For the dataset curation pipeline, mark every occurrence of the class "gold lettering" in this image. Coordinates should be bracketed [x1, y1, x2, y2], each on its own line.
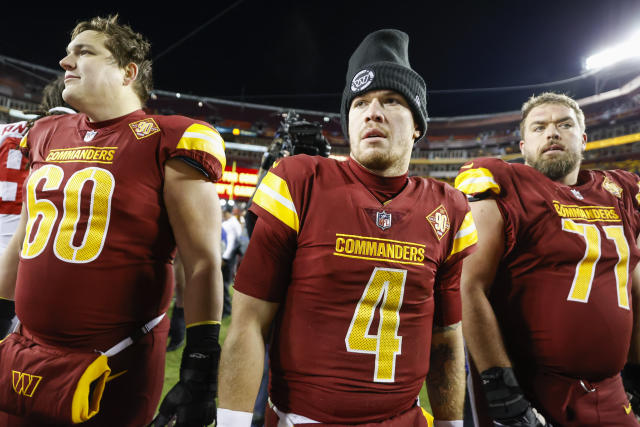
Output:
[395, 245, 403, 259]
[403, 246, 410, 261]
[335, 238, 345, 253]
[345, 238, 355, 254]
[377, 243, 386, 257]
[366, 241, 377, 257]
[355, 239, 367, 255]
[417, 248, 425, 262]
[410, 246, 418, 261]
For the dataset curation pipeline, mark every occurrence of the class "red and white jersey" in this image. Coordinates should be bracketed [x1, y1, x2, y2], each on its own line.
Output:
[0, 121, 30, 255]
[15, 110, 225, 349]
[235, 155, 477, 424]
[455, 158, 640, 387]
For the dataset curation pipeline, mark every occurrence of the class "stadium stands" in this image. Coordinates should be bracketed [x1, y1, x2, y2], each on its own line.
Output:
[2, 54, 639, 186]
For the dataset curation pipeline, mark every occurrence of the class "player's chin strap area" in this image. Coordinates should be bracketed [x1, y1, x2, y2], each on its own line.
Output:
[103, 313, 166, 357]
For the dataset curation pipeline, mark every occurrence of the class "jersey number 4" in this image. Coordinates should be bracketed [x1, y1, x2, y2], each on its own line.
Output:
[345, 267, 407, 383]
[22, 165, 114, 263]
[562, 218, 631, 309]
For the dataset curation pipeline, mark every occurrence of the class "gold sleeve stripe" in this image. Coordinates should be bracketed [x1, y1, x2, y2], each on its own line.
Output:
[177, 124, 226, 169]
[253, 171, 299, 233]
[19, 134, 28, 149]
[454, 168, 500, 196]
[186, 320, 221, 328]
[447, 211, 478, 261]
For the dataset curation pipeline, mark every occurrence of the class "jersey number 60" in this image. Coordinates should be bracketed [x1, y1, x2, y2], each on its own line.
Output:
[22, 165, 114, 264]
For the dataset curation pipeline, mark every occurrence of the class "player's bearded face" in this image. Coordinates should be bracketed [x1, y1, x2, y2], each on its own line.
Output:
[59, 31, 128, 113]
[520, 103, 586, 181]
[348, 90, 419, 176]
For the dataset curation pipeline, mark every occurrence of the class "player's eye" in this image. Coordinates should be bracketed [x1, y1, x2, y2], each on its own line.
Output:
[533, 125, 545, 132]
[383, 97, 399, 105]
[353, 99, 367, 108]
[559, 122, 572, 129]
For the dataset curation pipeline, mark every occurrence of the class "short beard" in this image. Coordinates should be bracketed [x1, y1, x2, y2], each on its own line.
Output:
[354, 151, 393, 172]
[524, 149, 583, 181]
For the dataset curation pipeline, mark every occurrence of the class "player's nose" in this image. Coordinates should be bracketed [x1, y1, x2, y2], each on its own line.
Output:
[364, 98, 384, 123]
[59, 53, 75, 71]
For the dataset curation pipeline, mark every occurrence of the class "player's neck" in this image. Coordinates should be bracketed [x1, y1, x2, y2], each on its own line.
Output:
[555, 165, 582, 186]
[349, 155, 409, 178]
[83, 95, 143, 123]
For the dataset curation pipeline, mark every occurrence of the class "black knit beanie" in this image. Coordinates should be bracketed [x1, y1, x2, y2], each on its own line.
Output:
[341, 29, 427, 144]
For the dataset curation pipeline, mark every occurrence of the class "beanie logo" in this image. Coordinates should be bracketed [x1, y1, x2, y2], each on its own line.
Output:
[415, 95, 421, 107]
[351, 69, 374, 93]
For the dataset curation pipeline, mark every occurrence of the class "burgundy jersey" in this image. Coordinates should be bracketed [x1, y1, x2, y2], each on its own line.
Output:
[14, 110, 225, 349]
[455, 158, 640, 384]
[236, 156, 477, 424]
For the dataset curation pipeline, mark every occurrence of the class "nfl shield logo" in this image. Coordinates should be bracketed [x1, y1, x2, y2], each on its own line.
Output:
[84, 130, 97, 142]
[376, 211, 392, 230]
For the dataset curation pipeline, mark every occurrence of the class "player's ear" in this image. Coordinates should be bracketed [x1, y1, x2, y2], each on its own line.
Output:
[123, 63, 139, 86]
[519, 140, 525, 154]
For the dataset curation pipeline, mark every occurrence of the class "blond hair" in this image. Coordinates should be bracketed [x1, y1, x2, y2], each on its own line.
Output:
[520, 92, 585, 136]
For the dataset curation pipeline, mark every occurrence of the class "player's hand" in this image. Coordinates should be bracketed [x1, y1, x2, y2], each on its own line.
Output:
[622, 363, 640, 418]
[150, 323, 221, 427]
[0, 299, 15, 339]
[480, 367, 548, 427]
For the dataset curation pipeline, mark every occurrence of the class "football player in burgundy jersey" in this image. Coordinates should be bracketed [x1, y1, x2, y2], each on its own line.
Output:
[456, 92, 640, 426]
[217, 30, 477, 427]
[0, 77, 73, 345]
[0, 16, 224, 426]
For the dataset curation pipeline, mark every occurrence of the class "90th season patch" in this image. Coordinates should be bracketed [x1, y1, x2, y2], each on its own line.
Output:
[602, 176, 623, 199]
[427, 205, 450, 240]
[129, 118, 161, 140]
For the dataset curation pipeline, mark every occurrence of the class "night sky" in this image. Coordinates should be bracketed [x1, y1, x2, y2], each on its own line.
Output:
[2, 0, 640, 117]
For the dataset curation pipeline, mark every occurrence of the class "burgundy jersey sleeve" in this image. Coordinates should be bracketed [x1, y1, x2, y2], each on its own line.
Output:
[604, 169, 640, 238]
[155, 116, 225, 182]
[433, 185, 477, 326]
[239, 156, 311, 301]
[455, 157, 521, 255]
[234, 216, 296, 302]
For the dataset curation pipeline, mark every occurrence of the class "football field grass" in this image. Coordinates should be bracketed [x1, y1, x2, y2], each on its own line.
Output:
[160, 302, 432, 424]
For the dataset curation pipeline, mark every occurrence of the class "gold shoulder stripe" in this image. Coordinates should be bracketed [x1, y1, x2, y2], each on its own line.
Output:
[19, 134, 28, 149]
[253, 171, 299, 232]
[447, 211, 478, 261]
[454, 167, 500, 196]
[177, 123, 226, 170]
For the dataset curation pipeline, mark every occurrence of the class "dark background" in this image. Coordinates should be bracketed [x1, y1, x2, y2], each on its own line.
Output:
[2, 0, 640, 116]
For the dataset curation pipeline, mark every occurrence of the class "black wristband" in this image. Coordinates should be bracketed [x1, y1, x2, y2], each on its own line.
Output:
[480, 366, 530, 420]
[0, 299, 15, 320]
[185, 323, 220, 352]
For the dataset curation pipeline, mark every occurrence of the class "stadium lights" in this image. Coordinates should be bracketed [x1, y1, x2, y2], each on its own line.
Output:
[585, 29, 640, 71]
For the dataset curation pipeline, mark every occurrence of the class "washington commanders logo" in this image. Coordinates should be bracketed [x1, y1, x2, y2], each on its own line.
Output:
[427, 205, 450, 240]
[603, 176, 623, 199]
[376, 211, 392, 230]
[129, 118, 161, 140]
[12, 370, 42, 397]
